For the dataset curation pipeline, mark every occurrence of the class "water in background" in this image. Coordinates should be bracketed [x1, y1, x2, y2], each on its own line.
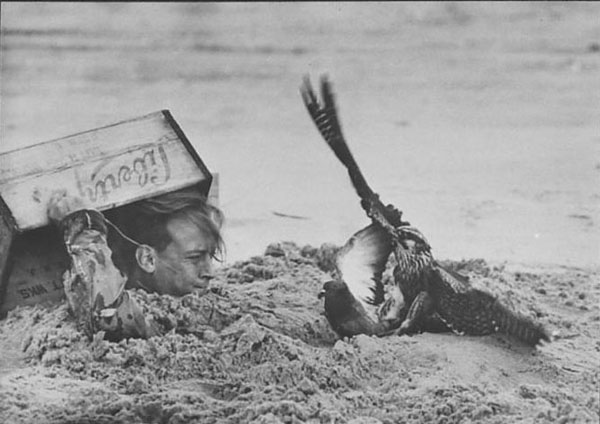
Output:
[1, 2, 599, 267]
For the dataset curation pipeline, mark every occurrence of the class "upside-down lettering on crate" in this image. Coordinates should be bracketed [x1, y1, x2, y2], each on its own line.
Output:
[0, 110, 217, 316]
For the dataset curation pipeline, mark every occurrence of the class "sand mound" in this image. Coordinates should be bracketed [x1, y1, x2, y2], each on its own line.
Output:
[0, 242, 598, 423]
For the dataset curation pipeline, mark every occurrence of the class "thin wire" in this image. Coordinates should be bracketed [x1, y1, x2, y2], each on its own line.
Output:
[101, 216, 156, 293]
[103, 216, 145, 248]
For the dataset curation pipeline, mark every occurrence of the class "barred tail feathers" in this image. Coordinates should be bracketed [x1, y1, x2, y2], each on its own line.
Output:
[491, 300, 551, 346]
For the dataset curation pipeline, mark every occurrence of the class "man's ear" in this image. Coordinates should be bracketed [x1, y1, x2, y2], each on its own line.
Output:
[135, 245, 157, 273]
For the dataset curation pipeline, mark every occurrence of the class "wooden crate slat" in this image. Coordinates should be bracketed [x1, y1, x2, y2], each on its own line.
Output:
[0, 111, 167, 184]
[0, 111, 211, 231]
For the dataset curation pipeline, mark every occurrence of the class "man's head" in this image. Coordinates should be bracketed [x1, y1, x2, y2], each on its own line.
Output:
[109, 186, 224, 296]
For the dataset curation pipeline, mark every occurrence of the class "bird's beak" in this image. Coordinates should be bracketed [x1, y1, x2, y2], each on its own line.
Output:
[318, 279, 334, 299]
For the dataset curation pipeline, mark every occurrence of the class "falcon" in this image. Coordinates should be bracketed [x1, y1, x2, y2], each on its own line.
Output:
[304, 76, 550, 346]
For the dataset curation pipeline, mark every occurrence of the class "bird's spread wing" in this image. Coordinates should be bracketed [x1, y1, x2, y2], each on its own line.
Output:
[433, 263, 471, 294]
[336, 224, 393, 317]
[431, 264, 550, 345]
[301, 76, 410, 231]
[300, 76, 375, 202]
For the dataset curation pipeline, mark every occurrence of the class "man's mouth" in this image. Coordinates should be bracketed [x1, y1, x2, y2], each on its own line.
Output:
[193, 275, 214, 291]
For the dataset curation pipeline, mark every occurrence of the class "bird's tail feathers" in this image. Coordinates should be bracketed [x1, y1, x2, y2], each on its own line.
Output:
[492, 300, 551, 346]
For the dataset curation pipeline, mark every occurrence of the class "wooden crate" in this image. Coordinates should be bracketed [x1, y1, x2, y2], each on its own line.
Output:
[0, 110, 216, 315]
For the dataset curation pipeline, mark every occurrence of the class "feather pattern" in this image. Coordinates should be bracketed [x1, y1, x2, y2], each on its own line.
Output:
[303, 75, 550, 346]
[301, 76, 408, 230]
[335, 224, 392, 321]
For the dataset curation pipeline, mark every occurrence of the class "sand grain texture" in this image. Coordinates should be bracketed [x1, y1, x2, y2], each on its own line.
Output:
[1, 243, 598, 424]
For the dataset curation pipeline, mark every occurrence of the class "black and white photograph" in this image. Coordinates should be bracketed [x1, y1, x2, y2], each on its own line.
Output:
[0, 2, 598, 423]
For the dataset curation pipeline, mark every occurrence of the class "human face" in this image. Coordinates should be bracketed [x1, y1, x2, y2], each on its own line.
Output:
[152, 214, 216, 296]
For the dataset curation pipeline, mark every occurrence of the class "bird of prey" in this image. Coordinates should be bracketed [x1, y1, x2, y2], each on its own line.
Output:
[303, 76, 550, 346]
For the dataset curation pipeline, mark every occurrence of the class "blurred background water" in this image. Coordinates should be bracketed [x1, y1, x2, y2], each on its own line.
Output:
[1, 2, 599, 267]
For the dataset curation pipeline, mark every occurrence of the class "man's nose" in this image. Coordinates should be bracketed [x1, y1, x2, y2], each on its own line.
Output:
[200, 259, 214, 277]
[198, 256, 213, 274]
[193, 272, 214, 292]
[199, 273, 214, 281]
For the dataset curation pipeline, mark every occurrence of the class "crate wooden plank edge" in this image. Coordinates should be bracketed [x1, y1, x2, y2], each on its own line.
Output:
[0, 110, 213, 232]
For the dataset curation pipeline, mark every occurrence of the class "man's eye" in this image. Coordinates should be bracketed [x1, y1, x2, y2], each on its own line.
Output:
[186, 253, 207, 262]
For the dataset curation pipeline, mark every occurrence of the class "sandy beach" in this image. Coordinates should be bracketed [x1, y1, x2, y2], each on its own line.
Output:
[1, 2, 599, 423]
[0, 245, 598, 423]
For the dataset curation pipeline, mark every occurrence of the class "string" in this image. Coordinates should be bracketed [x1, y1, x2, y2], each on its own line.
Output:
[101, 215, 155, 293]
[102, 216, 145, 248]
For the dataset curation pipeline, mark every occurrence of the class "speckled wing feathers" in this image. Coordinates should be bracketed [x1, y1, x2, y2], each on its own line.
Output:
[433, 263, 471, 294]
[431, 264, 550, 345]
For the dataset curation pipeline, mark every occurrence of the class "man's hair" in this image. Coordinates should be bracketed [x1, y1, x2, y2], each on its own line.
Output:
[107, 186, 224, 275]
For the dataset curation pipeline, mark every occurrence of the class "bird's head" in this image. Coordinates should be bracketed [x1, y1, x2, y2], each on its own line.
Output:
[318, 277, 393, 338]
[396, 226, 431, 253]
[318, 279, 345, 300]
